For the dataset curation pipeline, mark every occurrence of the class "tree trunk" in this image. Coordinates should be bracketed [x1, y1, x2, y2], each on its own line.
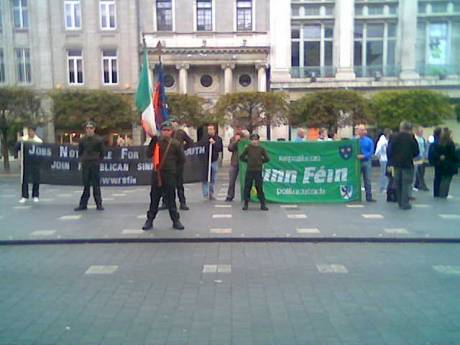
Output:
[1, 128, 10, 171]
[266, 124, 271, 141]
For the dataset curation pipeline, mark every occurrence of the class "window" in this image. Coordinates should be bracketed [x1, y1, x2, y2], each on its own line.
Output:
[164, 74, 175, 88]
[102, 49, 118, 85]
[200, 74, 213, 87]
[239, 74, 251, 87]
[13, 0, 28, 29]
[67, 49, 83, 85]
[0, 5, 3, 32]
[0, 49, 5, 83]
[354, 22, 398, 76]
[427, 22, 449, 65]
[237, 0, 252, 31]
[16, 48, 31, 83]
[64, 0, 81, 30]
[100, 0, 116, 30]
[196, 0, 212, 31]
[431, 2, 448, 13]
[156, 0, 172, 31]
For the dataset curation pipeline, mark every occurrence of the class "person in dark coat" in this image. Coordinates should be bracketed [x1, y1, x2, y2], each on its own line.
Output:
[387, 121, 419, 210]
[158, 117, 194, 211]
[225, 127, 247, 202]
[433, 128, 458, 198]
[201, 124, 223, 200]
[74, 121, 105, 211]
[240, 133, 270, 211]
[142, 121, 185, 231]
[428, 127, 443, 197]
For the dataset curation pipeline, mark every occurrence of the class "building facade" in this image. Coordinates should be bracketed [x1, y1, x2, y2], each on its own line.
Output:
[0, 0, 459, 142]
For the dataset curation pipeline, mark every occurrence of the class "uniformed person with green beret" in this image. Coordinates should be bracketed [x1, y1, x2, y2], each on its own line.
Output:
[74, 121, 105, 211]
[142, 120, 185, 230]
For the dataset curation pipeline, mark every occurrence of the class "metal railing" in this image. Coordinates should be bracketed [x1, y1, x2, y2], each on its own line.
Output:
[416, 64, 460, 78]
[290, 66, 337, 78]
[353, 65, 401, 78]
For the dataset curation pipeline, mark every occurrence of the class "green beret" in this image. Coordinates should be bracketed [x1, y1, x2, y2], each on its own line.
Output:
[160, 120, 173, 129]
[85, 121, 96, 128]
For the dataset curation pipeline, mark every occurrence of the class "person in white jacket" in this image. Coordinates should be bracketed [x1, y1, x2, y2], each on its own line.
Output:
[374, 129, 392, 193]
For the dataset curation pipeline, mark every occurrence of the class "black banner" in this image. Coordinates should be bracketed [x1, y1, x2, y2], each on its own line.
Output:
[22, 142, 207, 186]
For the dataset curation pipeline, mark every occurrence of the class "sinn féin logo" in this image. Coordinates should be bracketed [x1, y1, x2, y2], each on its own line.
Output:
[339, 145, 353, 160]
[340, 185, 353, 200]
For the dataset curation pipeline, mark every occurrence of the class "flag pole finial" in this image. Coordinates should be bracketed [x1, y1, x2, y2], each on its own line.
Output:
[156, 41, 163, 63]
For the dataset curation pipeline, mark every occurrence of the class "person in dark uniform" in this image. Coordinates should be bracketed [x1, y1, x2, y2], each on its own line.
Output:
[159, 117, 194, 211]
[74, 121, 105, 211]
[240, 133, 270, 211]
[142, 121, 185, 231]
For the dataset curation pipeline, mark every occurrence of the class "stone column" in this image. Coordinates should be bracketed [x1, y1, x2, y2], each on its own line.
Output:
[176, 64, 190, 94]
[399, 0, 419, 79]
[221, 63, 235, 94]
[269, 0, 291, 82]
[335, 0, 356, 80]
[256, 64, 268, 92]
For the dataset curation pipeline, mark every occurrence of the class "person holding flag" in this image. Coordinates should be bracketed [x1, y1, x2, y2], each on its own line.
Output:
[201, 124, 223, 200]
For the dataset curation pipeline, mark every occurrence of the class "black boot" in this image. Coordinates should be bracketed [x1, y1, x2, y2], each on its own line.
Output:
[173, 219, 185, 230]
[74, 206, 87, 211]
[179, 203, 189, 211]
[96, 204, 104, 211]
[142, 218, 153, 231]
[242, 201, 248, 211]
[260, 203, 269, 211]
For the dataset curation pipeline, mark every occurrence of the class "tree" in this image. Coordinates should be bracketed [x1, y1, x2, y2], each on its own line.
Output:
[371, 90, 454, 129]
[51, 90, 136, 132]
[166, 93, 211, 127]
[0, 87, 43, 171]
[214, 92, 289, 137]
[289, 90, 371, 131]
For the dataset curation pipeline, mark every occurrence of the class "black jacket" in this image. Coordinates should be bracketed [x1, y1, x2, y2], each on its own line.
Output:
[201, 135, 223, 163]
[146, 136, 185, 175]
[78, 135, 104, 162]
[173, 129, 193, 149]
[387, 132, 419, 169]
[433, 142, 458, 176]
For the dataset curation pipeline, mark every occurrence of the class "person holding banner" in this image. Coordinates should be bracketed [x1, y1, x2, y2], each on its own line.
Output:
[201, 124, 223, 200]
[142, 121, 185, 231]
[16, 127, 43, 203]
[74, 121, 105, 211]
[240, 133, 270, 211]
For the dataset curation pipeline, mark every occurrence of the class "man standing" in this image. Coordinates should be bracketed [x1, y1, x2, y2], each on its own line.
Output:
[356, 124, 376, 202]
[74, 121, 105, 211]
[317, 128, 332, 141]
[294, 128, 305, 142]
[142, 121, 185, 231]
[240, 133, 270, 211]
[374, 129, 392, 193]
[225, 127, 245, 202]
[387, 121, 419, 210]
[17, 127, 43, 203]
[159, 117, 194, 210]
[414, 126, 429, 191]
[428, 127, 442, 197]
[201, 124, 223, 200]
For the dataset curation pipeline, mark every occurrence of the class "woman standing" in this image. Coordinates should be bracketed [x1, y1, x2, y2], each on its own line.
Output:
[375, 129, 392, 193]
[434, 128, 458, 198]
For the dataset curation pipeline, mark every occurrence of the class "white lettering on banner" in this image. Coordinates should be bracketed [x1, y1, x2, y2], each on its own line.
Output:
[278, 155, 321, 163]
[29, 145, 52, 157]
[263, 169, 297, 183]
[121, 148, 139, 160]
[137, 162, 153, 171]
[100, 163, 129, 172]
[302, 167, 348, 184]
[59, 146, 78, 158]
[104, 151, 113, 160]
[100, 176, 137, 185]
[50, 161, 70, 170]
[184, 146, 205, 156]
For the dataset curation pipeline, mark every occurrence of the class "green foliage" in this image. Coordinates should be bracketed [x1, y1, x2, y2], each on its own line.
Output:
[166, 93, 213, 127]
[289, 90, 371, 130]
[0, 87, 44, 170]
[51, 90, 136, 131]
[371, 90, 454, 129]
[214, 92, 288, 133]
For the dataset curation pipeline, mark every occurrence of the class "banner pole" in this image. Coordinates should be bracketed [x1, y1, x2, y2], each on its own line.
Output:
[20, 141, 24, 194]
[208, 141, 213, 200]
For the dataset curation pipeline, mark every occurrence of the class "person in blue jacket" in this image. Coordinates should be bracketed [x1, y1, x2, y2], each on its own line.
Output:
[356, 124, 376, 202]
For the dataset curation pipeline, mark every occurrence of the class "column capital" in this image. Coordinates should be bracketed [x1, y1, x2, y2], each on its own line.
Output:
[175, 63, 190, 70]
[221, 63, 236, 70]
[255, 63, 269, 71]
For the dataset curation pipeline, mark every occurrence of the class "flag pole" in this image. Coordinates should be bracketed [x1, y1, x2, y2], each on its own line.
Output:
[208, 141, 213, 200]
[20, 140, 24, 194]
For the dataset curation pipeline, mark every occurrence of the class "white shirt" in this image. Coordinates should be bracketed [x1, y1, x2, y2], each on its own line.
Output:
[374, 134, 388, 162]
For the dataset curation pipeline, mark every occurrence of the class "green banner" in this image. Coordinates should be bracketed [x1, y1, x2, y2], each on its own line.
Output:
[239, 140, 362, 203]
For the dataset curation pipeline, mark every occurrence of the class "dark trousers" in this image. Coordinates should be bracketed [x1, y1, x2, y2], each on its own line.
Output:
[439, 175, 453, 198]
[433, 167, 442, 197]
[176, 166, 186, 205]
[22, 163, 40, 198]
[79, 161, 102, 207]
[243, 170, 266, 204]
[148, 171, 180, 222]
[394, 167, 414, 209]
[414, 164, 428, 190]
[226, 165, 239, 200]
